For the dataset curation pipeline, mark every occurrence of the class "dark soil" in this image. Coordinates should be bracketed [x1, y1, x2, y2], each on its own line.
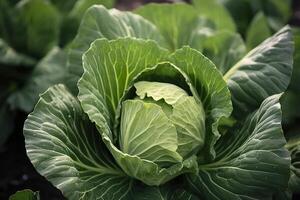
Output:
[1, 0, 300, 199]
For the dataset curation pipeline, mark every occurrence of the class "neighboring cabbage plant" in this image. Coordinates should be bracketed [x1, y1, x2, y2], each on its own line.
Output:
[24, 3, 295, 200]
[0, 0, 115, 146]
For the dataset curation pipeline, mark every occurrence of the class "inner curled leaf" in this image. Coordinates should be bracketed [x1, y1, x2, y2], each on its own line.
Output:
[119, 81, 205, 167]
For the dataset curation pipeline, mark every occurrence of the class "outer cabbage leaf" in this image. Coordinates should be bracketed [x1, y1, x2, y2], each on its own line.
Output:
[57, 0, 116, 46]
[13, 0, 60, 58]
[246, 12, 272, 50]
[203, 31, 246, 74]
[224, 26, 293, 117]
[0, 38, 36, 67]
[78, 38, 168, 134]
[69, 0, 115, 18]
[8, 47, 67, 112]
[0, 38, 35, 145]
[286, 136, 300, 193]
[281, 27, 300, 124]
[24, 84, 134, 199]
[169, 47, 232, 160]
[186, 94, 290, 200]
[134, 3, 200, 51]
[192, 0, 236, 32]
[218, 0, 291, 35]
[9, 189, 39, 200]
[67, 5, 165, 92]
[133, 185, 200, 200]
[0, 0, 13, 42]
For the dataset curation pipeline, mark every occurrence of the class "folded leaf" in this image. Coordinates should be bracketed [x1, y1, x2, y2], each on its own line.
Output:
[186, 94, 290, 199]
[24, 84, 133, 199]
[68, 5, 165, 92]
[8, 47, 67, 112]
[224, 26, 293, 117]
[203, 31, 246, 74]
[169, 47, 232, 160]
[246, 12, 272, 50]
[286, 136, 300, 193]
[9, 189, 39, 200]
[192, 0, 236, 32]
[135, 3, 199, 51]
[78, 38, 168, 134]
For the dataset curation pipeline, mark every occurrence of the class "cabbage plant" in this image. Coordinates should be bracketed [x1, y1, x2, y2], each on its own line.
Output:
[0, 0, 115, 146]
[24, 3, 295, 200]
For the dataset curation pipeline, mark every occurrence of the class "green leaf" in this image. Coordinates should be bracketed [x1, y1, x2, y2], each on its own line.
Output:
[69, 0, 115, 19]
[0, 0, 13, 42]
[0, 38, 36, 67]
[134, 81, 189, 105]
[281, 91, 300, 124]
[58, 0, 116, 46]
[13, 0, 60, 58]
[192, 0, 236, 32]
[78, 38, 168, 134]
[169, 47, 232, 160]
[134, 81, 206, 158]
[263, 0, 291, 31]
[224, 26, 293, 117]
[246, 12, 272, 50]
[203, 31, 246, 74]
[286, 136, 300, 193]
[133, 185, 200, 200]
[170, 96, 206, 158]
[24, 84, 133, 199]
[9, 189, 39, 200]
[120, 100, 182, 166]
[281, 27, 300, 124]
[186, 94, 290, 200]
[67, 5, 165, 92]
[135, 3, 199, 51]
[50, 0, 77, 13]
[8, 47, 67, 112]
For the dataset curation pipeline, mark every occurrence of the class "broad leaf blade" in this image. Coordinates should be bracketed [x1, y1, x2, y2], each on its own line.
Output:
[0, 38, 35, 67]
[67, 5, 165, 92]
[281, 27, 300, 124]
[192, 0, 236, 32]
[13, 0, 60, 58]
[8, 47, 67, 112]
[135, 3, 199, 51]
[286, 136, 300, 193]
[133, 185, 200, 200]
[78, 38, 168, 133]
[203, 31, 246, 74]
[186, 94, 290, 199]
[224, 26, 293, 117]
[9, 189, 39, 200]
[24, 84, 133, 199]
[246, 12, 272, 50]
